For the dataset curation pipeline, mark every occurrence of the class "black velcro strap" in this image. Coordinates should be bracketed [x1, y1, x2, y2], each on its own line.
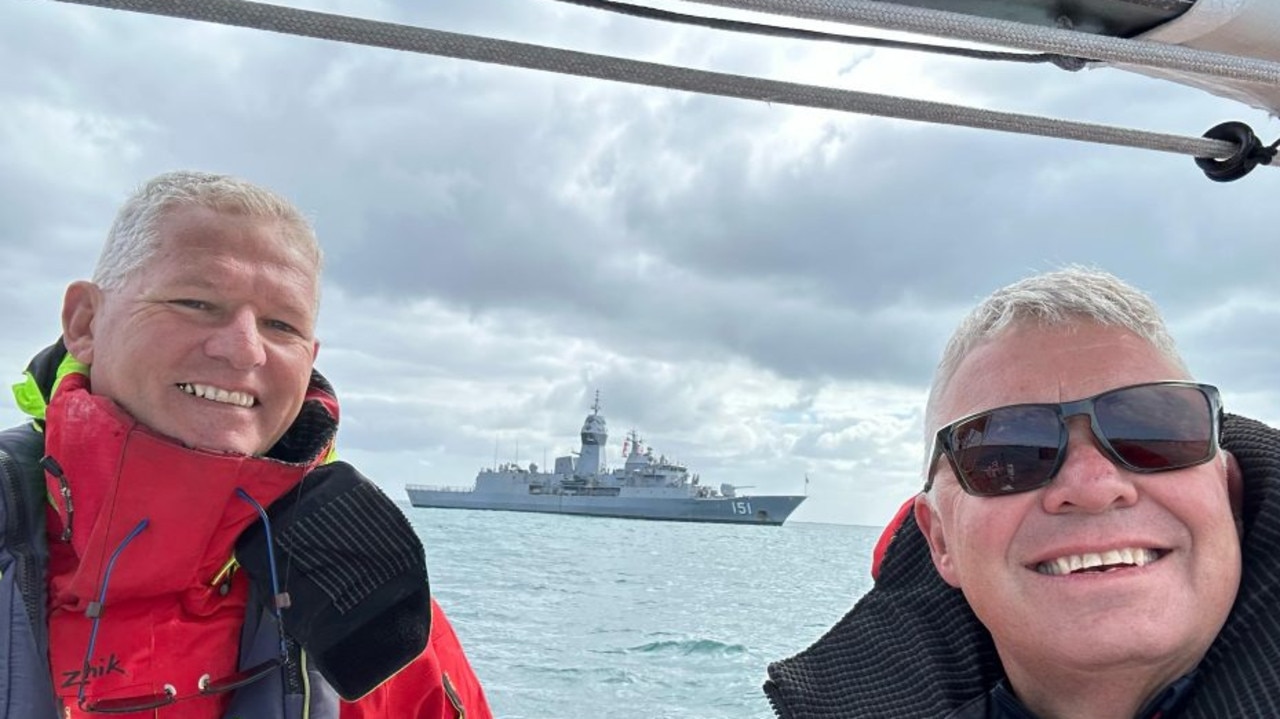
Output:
[279, 480, 423, 614]
[235, 461, 431, 700]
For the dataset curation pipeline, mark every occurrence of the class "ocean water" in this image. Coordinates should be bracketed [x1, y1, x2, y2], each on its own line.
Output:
[405, 505, 880, 719]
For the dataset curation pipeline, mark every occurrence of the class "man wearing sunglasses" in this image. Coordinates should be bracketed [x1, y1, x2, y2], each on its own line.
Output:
[0, 172, 491, 718]
[766, 267, 1280, 718]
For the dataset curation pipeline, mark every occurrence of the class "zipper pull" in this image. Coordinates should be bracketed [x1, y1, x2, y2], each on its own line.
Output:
[40, 455, 74, 542]
[211, 556, 239, 596]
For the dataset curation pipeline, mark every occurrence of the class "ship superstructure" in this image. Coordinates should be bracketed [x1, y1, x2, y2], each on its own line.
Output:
[406, 395, 806, 525]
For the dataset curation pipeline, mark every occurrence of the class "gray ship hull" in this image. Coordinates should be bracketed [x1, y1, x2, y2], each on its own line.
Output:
[405, 487, 805, 526]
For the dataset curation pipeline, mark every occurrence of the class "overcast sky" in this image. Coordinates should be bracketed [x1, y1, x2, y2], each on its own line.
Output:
[3, 0, 1278, 525]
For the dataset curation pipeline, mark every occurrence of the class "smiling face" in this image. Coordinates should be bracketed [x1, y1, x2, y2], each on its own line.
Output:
[915, 321, 1241, 704]
[62, 204, 320, 456]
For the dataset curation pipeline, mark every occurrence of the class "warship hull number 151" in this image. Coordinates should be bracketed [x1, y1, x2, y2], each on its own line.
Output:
[406, 396, 806, 525]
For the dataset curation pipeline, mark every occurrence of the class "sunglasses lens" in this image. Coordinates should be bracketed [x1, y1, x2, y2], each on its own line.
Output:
[949, 405, 1062, 496]
[1095, 385, 1214, 470]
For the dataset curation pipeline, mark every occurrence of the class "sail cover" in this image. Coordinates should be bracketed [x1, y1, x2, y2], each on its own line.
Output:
[1131, 0, 1280, 116]
[887, 0, 1280, 115]
[882, 0, 1192, 36]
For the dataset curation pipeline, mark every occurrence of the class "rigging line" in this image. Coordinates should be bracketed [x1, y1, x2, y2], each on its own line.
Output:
[682, 0, 1280, 85]
[52, 0, 1249, 163]
[550, 0, 1086, 70]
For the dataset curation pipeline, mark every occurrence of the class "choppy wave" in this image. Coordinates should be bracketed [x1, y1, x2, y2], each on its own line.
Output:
[624, 639, 749, 656]
[407, 507, 878, 719]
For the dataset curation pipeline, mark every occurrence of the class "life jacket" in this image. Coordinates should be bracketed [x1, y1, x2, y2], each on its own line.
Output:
[2, 341, 488, 719]
[764, 414, 1280, 719]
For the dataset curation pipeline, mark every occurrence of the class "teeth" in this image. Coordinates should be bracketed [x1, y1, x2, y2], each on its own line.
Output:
[1036, 548, 1159, 576]
[179, 383, 255, 408]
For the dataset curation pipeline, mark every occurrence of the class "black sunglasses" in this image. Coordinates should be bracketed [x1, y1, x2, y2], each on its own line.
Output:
[76, 490, 289, 714]
[924, 381, 1223, 497]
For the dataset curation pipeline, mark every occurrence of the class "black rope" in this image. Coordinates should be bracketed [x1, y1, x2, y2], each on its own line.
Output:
[552, 0, 1089, 70]
[1194, 121, 1279, 182]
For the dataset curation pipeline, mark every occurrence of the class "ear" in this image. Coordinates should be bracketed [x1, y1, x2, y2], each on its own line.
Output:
[62, 281, 103, 365]
[311, 338, 321, 362]
[914, 493, 962, 588]
[1223, 450, 1244, 532]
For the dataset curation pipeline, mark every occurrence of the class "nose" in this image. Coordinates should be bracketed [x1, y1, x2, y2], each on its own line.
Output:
[1039, 416, 1139, 514]
[204, 307, 267, 370]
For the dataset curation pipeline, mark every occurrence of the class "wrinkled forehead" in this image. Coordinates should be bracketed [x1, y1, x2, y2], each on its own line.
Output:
[164, 201, 319, 263]
[131, 205, 323, 313]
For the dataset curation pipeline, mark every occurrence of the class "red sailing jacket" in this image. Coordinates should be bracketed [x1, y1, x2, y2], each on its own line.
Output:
[37, 368, 491, 719]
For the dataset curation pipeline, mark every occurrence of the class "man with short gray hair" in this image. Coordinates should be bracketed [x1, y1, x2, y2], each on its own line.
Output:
[0, 171, 491, 718]
[765, 267, 1280, 718]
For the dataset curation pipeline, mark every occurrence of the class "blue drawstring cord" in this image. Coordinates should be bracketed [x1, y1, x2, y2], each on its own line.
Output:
[75, 494, 290, 713]
[77, 518, 151, 707]
[235, 489, 289, 661]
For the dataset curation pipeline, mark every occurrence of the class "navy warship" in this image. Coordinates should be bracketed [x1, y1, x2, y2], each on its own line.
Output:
[406, 396, 806, 525]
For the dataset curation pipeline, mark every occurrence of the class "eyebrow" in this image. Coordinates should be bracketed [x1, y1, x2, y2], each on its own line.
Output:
[160, 276, 315, 324]
[166, 276, 221, 291]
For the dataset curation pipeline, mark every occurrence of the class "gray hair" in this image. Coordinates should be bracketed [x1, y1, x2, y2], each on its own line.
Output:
[924, 266, 1188, 452]
[94, 171, 322, 295]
